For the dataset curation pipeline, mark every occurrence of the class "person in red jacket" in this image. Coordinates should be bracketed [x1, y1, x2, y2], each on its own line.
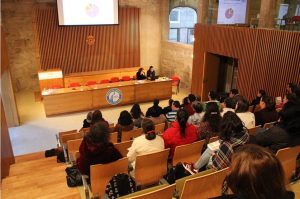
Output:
[162, 109, 197, 160]
[76, 123, 122, 177]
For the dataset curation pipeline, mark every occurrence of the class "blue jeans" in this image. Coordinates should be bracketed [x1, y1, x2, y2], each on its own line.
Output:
[194, 147, 213, 170]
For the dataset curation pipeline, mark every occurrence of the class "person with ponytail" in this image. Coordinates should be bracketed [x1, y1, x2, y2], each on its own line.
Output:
[127, 119, 164, 170]
[163, 109, 197, 159]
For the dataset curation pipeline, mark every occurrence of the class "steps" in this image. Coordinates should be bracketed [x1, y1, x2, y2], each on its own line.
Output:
[2, 153, 80, 199]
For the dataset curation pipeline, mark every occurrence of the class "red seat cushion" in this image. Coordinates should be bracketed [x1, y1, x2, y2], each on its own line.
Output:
[111, 77, 120, 82]
[171, 76, 180, 81]
[122, 76, 131, 81]
[86, 80, 97, 86]
[100, 79, 110, 84]
[51, 84, 63, 89]
[68, 82, 81, 88]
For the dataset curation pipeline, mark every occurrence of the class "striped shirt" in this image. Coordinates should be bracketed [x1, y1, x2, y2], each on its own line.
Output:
[166, 110, 178, 122]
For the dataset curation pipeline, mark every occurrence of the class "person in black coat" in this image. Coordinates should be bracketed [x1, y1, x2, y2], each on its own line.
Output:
[146, 66, 155, 80]
[136, 68, 146, 80]
[146, 99, 163, 117]
[254, 96, 279, 126]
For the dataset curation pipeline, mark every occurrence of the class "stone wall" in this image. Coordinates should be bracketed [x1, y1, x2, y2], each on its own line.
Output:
[160, 41, 193, 91]
[1, 0, 162, 91]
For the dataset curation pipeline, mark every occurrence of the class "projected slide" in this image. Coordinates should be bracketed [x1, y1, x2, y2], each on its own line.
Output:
[57, 0, 118, 25]
[217, 0, 247, 24]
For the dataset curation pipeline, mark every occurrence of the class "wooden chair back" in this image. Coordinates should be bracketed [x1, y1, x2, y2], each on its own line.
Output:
[135, 149, 170, 186]
[67, 138, 83, 159]
[173, 140, 205, 166]
[124, 184, 175, 199]
[155, 123, 165, 134]
[90, 157, 129, 197]
[180, 168, 229, 199]
[60, 132, 83, 145]
[114, 140, 133, 157]
[58, 129, 77, 142]
[263, 121, 276, 129]
[110, 132, 118, 143]
[276, 145, 300, 184]
[80, 127, 90, 135]
[121, 128, 143, 142]
[208, 136, 219, 144]
[247, 125, 261, 136]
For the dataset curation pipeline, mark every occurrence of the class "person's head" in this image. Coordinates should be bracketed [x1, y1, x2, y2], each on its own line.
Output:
[235, 98, 250, 113]
[86, 112, 93, 123]
[141, 118, 156, 140]
[278, 99, 300, 135]
[192, 102, 203, 114]
[176, 109, 189, 137]
[203, 102, 221, 132]
[149, 66, 154, 72]
[172, 100, 180, 110]
[118, 110, 133, 126]
[153, 99, 159, 107]
[91, 110, 104, 125]
[168, 99, 174, 106]
[188, 94, 196, 103]
[229, 89, 239, 98]
[138, 68, 144, 73]
[208, 91, 217, 101]
[85, 122, 110, 145]
[183, 97, 190, 106]
[220, 111, 245, 141]
[227, 144, 287, 199]
[260, 96, 276, 111]
[130, 104, 142, 119]
[287, 83, 297, 94]
[257, 89, 267, 98]
[224, 97, 236, 109]
[283, 93, 297, 104]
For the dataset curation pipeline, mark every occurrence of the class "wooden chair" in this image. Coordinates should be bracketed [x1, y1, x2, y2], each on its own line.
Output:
[276, 145, 300, 184]
[67, 138, 83, 161]
[155, 123, 166, 134]
[80, 127, 90, 134]
[118, 184, 175, 199]
[58, 129, 77, 143]
[172, 140, 205, 166]
[122, 128, 143, 142]
[134, 149, 170, 186]
[171, 76, 180, 94]
[60, 132, 83, 145]
[247, 125, 261, 136]
[180, 168, 229, 199]
[110, 132, 118, 143]
[208, 136, 219, 144]
[263, 121, 276, 129]
[175, 169, 214, 197]
[114, 140, 133, 157]
[90, 157, 129, 197]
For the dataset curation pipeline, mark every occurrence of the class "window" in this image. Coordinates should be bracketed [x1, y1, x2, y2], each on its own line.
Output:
[169, 7, 197, 44]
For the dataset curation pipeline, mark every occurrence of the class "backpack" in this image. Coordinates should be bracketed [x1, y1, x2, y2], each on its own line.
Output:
[65, 165, 83, 187]
[105, 173, 136, 199]
[164, 162, 191, 184]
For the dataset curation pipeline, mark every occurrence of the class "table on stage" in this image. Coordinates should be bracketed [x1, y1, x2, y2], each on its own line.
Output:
[42, 78, 172, 116]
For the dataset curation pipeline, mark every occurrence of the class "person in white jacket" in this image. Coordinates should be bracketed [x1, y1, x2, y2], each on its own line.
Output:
[127, 118, 164, 170]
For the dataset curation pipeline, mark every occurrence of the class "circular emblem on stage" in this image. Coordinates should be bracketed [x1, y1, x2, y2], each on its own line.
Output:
[106, 88, 122, 105]
[86, 35, 95, 45]
[225, 8, 234, 19]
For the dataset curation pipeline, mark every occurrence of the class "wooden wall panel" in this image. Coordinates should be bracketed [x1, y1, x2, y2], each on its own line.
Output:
[192, 24, 300, 100]
[33, 5, 140, 74]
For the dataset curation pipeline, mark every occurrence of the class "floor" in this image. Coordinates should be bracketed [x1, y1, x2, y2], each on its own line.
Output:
[9, 89, 189, 156]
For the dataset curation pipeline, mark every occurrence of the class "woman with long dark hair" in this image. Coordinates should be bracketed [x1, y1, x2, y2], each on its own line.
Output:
[127, 119, 164, 170]
[254, 96, 279, 126]
[136, 68, 146, 80]
[114, 110, 134, 142]
[162, 109, 197, 159]
[130, 103, 144, 128]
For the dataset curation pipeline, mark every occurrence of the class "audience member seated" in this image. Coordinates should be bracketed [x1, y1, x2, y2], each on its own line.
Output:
[229, 88, 243, 102]
[76, 123, 122, 177]
[147, 105, 166, 125]
[127, 119, 164, 170]
[197, 102, 221, 145]
[91, 110, 109, 128]
[163, 109, 197, 160]
[130, 103, 144, 128]
[287, 82, 298, 94]
[221, 97, 236, 117]
[213, 144, 295, 199]
[250, 89, 267, 109]
[182, 97, 194, 116]
[188, 93, 197, 104]
[114, 110, 135, 141]
[187, 102, 204, 126]
[82, 112, 93, 128]
[162, 99, 173, 115]
[184, 112, 249, 172]
[202, 91, 221, 111]
[145, 99, 163, 117]
[253, 99, 300, 153]
[146, 66, 155, 80]
[136, 67, 146, 80]
[166, 100, 181, 122]
[235, 98, 255, 129]
[254, 96, 279, 126]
